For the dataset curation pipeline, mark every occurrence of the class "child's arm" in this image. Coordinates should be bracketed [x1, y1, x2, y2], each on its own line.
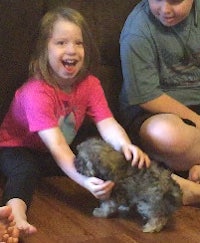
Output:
[140, 93, 200, 128]
[96, 117, 150, 168]
[38, 127, 114, 199]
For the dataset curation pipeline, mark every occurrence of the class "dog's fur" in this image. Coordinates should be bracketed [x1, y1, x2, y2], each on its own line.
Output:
[74, 138, 182, 233]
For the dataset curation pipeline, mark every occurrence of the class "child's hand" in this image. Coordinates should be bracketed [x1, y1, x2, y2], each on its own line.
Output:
[83, 177, 114, 200]
[122, 144, 151, 169]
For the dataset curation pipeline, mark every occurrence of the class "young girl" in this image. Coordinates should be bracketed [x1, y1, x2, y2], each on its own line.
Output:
[0, 7, 150, 236]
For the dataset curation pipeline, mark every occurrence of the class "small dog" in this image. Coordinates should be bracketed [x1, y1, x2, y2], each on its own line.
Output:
[74, 138, 182, 233]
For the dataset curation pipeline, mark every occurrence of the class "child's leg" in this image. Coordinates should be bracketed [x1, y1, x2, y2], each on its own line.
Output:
[139, 114, 200, 172]
[0, 205, 19, 242]
[0, 147, 40, 235]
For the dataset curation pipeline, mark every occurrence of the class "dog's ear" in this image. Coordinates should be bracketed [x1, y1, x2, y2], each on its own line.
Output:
[74, 156, 96, 177]
[74, 157, 83, 174]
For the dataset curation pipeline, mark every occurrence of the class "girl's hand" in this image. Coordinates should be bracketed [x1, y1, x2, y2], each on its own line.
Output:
[122, 144, 151, 169]
[83, 177, 114, 200]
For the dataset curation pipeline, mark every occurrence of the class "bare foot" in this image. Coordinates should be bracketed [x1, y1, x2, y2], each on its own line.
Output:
[188, 165, 200, 183]
[7, 198, 37, 236]
[171, 174, 200, 206]
[0, 205, 19, 243]
[16, 219, 37, 235]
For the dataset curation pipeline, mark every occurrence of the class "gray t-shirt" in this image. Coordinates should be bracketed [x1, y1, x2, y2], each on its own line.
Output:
[120, 0, 200, 117]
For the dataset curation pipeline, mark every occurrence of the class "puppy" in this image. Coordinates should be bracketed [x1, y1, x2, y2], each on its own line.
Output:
[74, 138, 182, 232]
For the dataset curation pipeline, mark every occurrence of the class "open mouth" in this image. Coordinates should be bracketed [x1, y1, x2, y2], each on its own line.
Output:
[62, 59, 78, 74]
[62, 59, 78, 67]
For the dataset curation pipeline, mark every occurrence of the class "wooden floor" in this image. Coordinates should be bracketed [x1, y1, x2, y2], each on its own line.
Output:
[8, 177, 200, 243]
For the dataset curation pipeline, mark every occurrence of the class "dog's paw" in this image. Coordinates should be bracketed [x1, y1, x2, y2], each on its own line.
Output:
[93, 207, 118, 218]
[93, 208, 110, 218]
[118, 205, 130, 212]
[142, 217, 168, 233]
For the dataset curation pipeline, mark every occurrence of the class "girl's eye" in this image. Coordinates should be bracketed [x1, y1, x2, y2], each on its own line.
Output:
[76, 41, 83, 46]
[57, 41, 65, 45]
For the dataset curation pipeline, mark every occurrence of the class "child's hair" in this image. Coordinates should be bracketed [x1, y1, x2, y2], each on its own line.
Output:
[29, 7, 100, 86]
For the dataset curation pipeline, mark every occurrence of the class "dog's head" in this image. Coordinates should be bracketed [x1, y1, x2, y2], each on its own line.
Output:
[74, 138, 128, 181]
[74, 155, 100, 178]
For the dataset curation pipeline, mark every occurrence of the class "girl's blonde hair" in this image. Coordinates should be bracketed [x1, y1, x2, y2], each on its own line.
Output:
[29, 7, 99, 86]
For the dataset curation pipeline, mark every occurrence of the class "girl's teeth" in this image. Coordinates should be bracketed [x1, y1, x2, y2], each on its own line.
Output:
[63, 60, 76, 66]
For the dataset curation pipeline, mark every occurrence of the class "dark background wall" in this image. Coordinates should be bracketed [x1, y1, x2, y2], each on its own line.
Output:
[0, 0, 140, 124]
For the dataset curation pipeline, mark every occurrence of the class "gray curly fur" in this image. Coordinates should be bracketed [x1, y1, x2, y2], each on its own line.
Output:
[74, 138, 182, 233]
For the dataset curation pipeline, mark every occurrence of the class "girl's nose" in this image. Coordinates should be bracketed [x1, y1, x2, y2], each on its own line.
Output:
[66, 43, 76, 54]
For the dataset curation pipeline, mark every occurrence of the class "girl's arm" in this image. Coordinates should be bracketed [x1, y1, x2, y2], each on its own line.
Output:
[96, 117, 150, 168]
[38, 127, 114, 199]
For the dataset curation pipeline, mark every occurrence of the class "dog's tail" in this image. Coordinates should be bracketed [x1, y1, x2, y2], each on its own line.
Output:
[150, 162, 182, 213]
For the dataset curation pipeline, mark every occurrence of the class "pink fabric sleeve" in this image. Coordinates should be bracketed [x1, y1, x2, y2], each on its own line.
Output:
[20, 80, 59, 132]
[85, 76, 113, 123]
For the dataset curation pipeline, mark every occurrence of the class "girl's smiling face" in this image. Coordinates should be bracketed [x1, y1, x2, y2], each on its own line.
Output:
[148, 0, 194, 27]
[48, 18, 85, 88]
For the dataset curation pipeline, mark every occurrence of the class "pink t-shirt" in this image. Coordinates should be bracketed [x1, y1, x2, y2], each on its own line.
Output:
[0, 75, 113, 151]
